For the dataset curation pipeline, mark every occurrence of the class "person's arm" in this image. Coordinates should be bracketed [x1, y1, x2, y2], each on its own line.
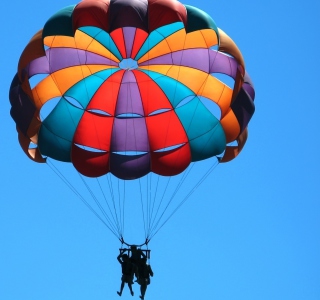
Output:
[117, 249, 128, 263]
[117, 254, 122, 264]
[139, 249, 146, 259]
[149, 265, 154, 277]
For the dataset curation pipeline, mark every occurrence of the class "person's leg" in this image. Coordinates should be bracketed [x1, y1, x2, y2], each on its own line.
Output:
[140, 284, 147, 299]
[117, 280, 125, 296]
[128, 283, 134, 296]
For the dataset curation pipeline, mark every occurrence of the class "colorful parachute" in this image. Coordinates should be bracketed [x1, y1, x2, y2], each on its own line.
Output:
[9, 0, 255, 180]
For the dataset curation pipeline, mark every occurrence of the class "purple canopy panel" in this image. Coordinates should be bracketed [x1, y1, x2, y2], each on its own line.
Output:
[110, 112, 150, 179]
[27, 56, 49, 77]
[209, 51, 238, 79]
[172, 49, 210, 73]
[123, 27, 136, 58]
[9, 75, 36, 136]
[139, 49, 210, 73]
[86, 51, 119, 66]
[231, 88, 255, 132]
[242, 82, 255, 102]
[139, 53, 173, 66]
[110, 152, 150, 179]
[44, 48, 118, 74]
[243, 72, 255, 101]
[111, 117, 149, 152]
[114, 71, 144, 116]
[47, 48, 85, 73]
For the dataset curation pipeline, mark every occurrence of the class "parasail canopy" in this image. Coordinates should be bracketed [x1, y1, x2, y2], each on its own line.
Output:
[9, 0, 255, 244]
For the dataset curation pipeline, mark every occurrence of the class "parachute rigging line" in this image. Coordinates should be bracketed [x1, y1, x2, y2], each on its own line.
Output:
[147, 158, 220, 241]
[147, 161, 195, 238]
[46, 159, 121, 239]
[78, 173, 122, 237]
[46, 150, 219, 245]
[138, 177, 148, 241]
[97, 175, 124, 237]
[9, 0, 256, 247]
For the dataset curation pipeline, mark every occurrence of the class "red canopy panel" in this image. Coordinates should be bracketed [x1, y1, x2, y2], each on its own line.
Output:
[73, 0, 111, 32]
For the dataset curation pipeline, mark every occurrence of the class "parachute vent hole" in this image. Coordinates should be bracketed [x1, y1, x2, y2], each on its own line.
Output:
[148, 108, 171, 116]
[29, 74, 49, 89]
[74, 143, 107, 153]
[198, 97, 221, 120]
[64, 96, 84, 110]
[87, 109, 111, 117]
[29, 141, 38, 149]
[210, 45, 219, 51]
[116, 113, 143, 119]
[119, 58, 138, 70]
[113, 151, 148, 156]
[40, 97, 60, 121]
[154, 143, 185, 153]
[212, 73, 235, 89]
[175, 96, 196, 108]
[216, 150, 226, 160]
[227, 140, 239, 147]
[176, 96, 221, 120]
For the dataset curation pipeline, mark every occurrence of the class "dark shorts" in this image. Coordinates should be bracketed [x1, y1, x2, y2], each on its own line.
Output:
[122, 274, 132, 283]
[138, 278, 150, 286]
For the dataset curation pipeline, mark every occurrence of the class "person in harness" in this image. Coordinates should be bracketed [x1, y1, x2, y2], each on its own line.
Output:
[129, 245, 146, 282]
[137, 257, 154, 300]
[117, 250, 135, 297]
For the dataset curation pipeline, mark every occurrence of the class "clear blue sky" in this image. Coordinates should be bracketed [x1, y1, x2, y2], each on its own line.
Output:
[1, 1, 320, 300]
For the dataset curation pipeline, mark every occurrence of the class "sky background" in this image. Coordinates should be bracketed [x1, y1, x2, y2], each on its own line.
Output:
[1, 1, 320, 300]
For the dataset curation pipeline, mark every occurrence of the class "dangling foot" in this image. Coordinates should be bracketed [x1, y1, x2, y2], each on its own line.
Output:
[117, 291, 122, 296]
[139, 296, 144, 300]
[131, 291, 134, 296]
